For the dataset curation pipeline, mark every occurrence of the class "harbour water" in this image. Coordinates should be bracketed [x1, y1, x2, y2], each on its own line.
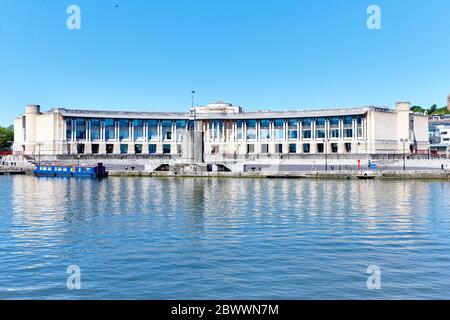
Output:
[0, 176, 449, 299]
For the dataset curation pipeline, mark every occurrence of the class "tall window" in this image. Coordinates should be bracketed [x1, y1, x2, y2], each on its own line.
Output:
[344, 116, 353, 138]
[302, 118, 312, 139]
[133, 120, 144, 141]
[105, 119, 116, 140]
[246, 120, 256, 140]
[329, 117, 339, 139]
[148, 120, 158, 141]
[90, 119, 101, 140]
[356, 116, 363, 138]
[274, 119, 284, 140]
[162, 120, 172, 141]
[288, 119, 298, 140]
[176, 120, 187, 142]
[260, 120, 271, 140]
[75, 118, 86, 141]
[119, 120, 130, 141]
[315, 118, 326, 139]
[66, 119, 73, 141]
[209, 120, 223, 141]
[236, 120, 244, 141]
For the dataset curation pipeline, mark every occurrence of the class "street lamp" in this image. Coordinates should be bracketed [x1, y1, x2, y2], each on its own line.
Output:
[400, 138, 407, 171]
[325, 138, 329, 171]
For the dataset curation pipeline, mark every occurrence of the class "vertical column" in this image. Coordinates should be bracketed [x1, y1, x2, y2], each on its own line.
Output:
[144, 121, 148, 142]
[130, 121, 134, 142]
[312, 119, 316, 141]
[173, 121, 176, 143]
[62, 119, 66, 142]
[270, 121, 274, 142]
[232, 121, 235, 142]
[243, 121, 247, 142]
[71, 120, 75, 142]
[87, 120, 91, 142]
[299, 120, 302, 142]
[256, 121, 259, 142]
[158, 121, 161, 142]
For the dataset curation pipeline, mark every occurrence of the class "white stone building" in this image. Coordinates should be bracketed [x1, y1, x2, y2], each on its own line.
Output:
[13, 101, 429, 161]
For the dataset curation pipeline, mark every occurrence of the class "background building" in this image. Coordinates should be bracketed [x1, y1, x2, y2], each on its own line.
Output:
[447, 93, 450, 111]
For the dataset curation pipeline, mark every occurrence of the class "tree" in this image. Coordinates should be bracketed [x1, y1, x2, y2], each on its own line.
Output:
[0, 125, 14, 151]
[429, 104, 437, 114]
[410, 105, 425, 113]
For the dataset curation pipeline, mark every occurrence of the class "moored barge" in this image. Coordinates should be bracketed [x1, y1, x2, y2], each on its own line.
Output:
[33, 163, 108, 178]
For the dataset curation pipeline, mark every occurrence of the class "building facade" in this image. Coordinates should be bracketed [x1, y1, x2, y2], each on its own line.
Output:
[13, 101, 429, 161]
[448, 93, 450, 111]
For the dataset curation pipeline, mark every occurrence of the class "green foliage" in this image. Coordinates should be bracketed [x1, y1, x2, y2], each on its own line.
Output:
[0, 125, 14, 151]
[411, 104, 449, 115]
[430, 106, 450, 115]
[410, 105, 425, 113]
[429, 104, 437, 113]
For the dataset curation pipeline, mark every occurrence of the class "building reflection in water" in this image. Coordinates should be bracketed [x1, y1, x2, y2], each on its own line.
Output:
[11, 176, 448, 243]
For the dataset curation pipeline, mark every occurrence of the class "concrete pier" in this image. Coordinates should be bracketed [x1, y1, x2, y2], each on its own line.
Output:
[104, 169, 450, 180]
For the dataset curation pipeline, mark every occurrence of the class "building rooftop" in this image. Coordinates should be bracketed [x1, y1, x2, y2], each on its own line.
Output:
[42, 103, 394, 120]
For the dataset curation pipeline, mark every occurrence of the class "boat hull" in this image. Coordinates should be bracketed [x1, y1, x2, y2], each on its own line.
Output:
[33, 164, 108, 179]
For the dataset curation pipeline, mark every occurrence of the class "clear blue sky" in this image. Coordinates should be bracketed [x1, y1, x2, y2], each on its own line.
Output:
[0, 0, 449, 126]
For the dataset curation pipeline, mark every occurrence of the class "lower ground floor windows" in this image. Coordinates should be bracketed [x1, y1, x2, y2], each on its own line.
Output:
[317, 143, 324, 153]
[135, 144, 143, 154]
[331, 143, 338, 153]
[77, 144, 85, 154]
[120, 144, 128, 154]
[68, 141, 362, 156]
[163, 144, 171, 154]
[345, 142, 352, 152]
[303, 143, 310, 153]
[261, 144, 269, 154]
[289, 144, 296, 154]
[275, 144, 283, 153]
